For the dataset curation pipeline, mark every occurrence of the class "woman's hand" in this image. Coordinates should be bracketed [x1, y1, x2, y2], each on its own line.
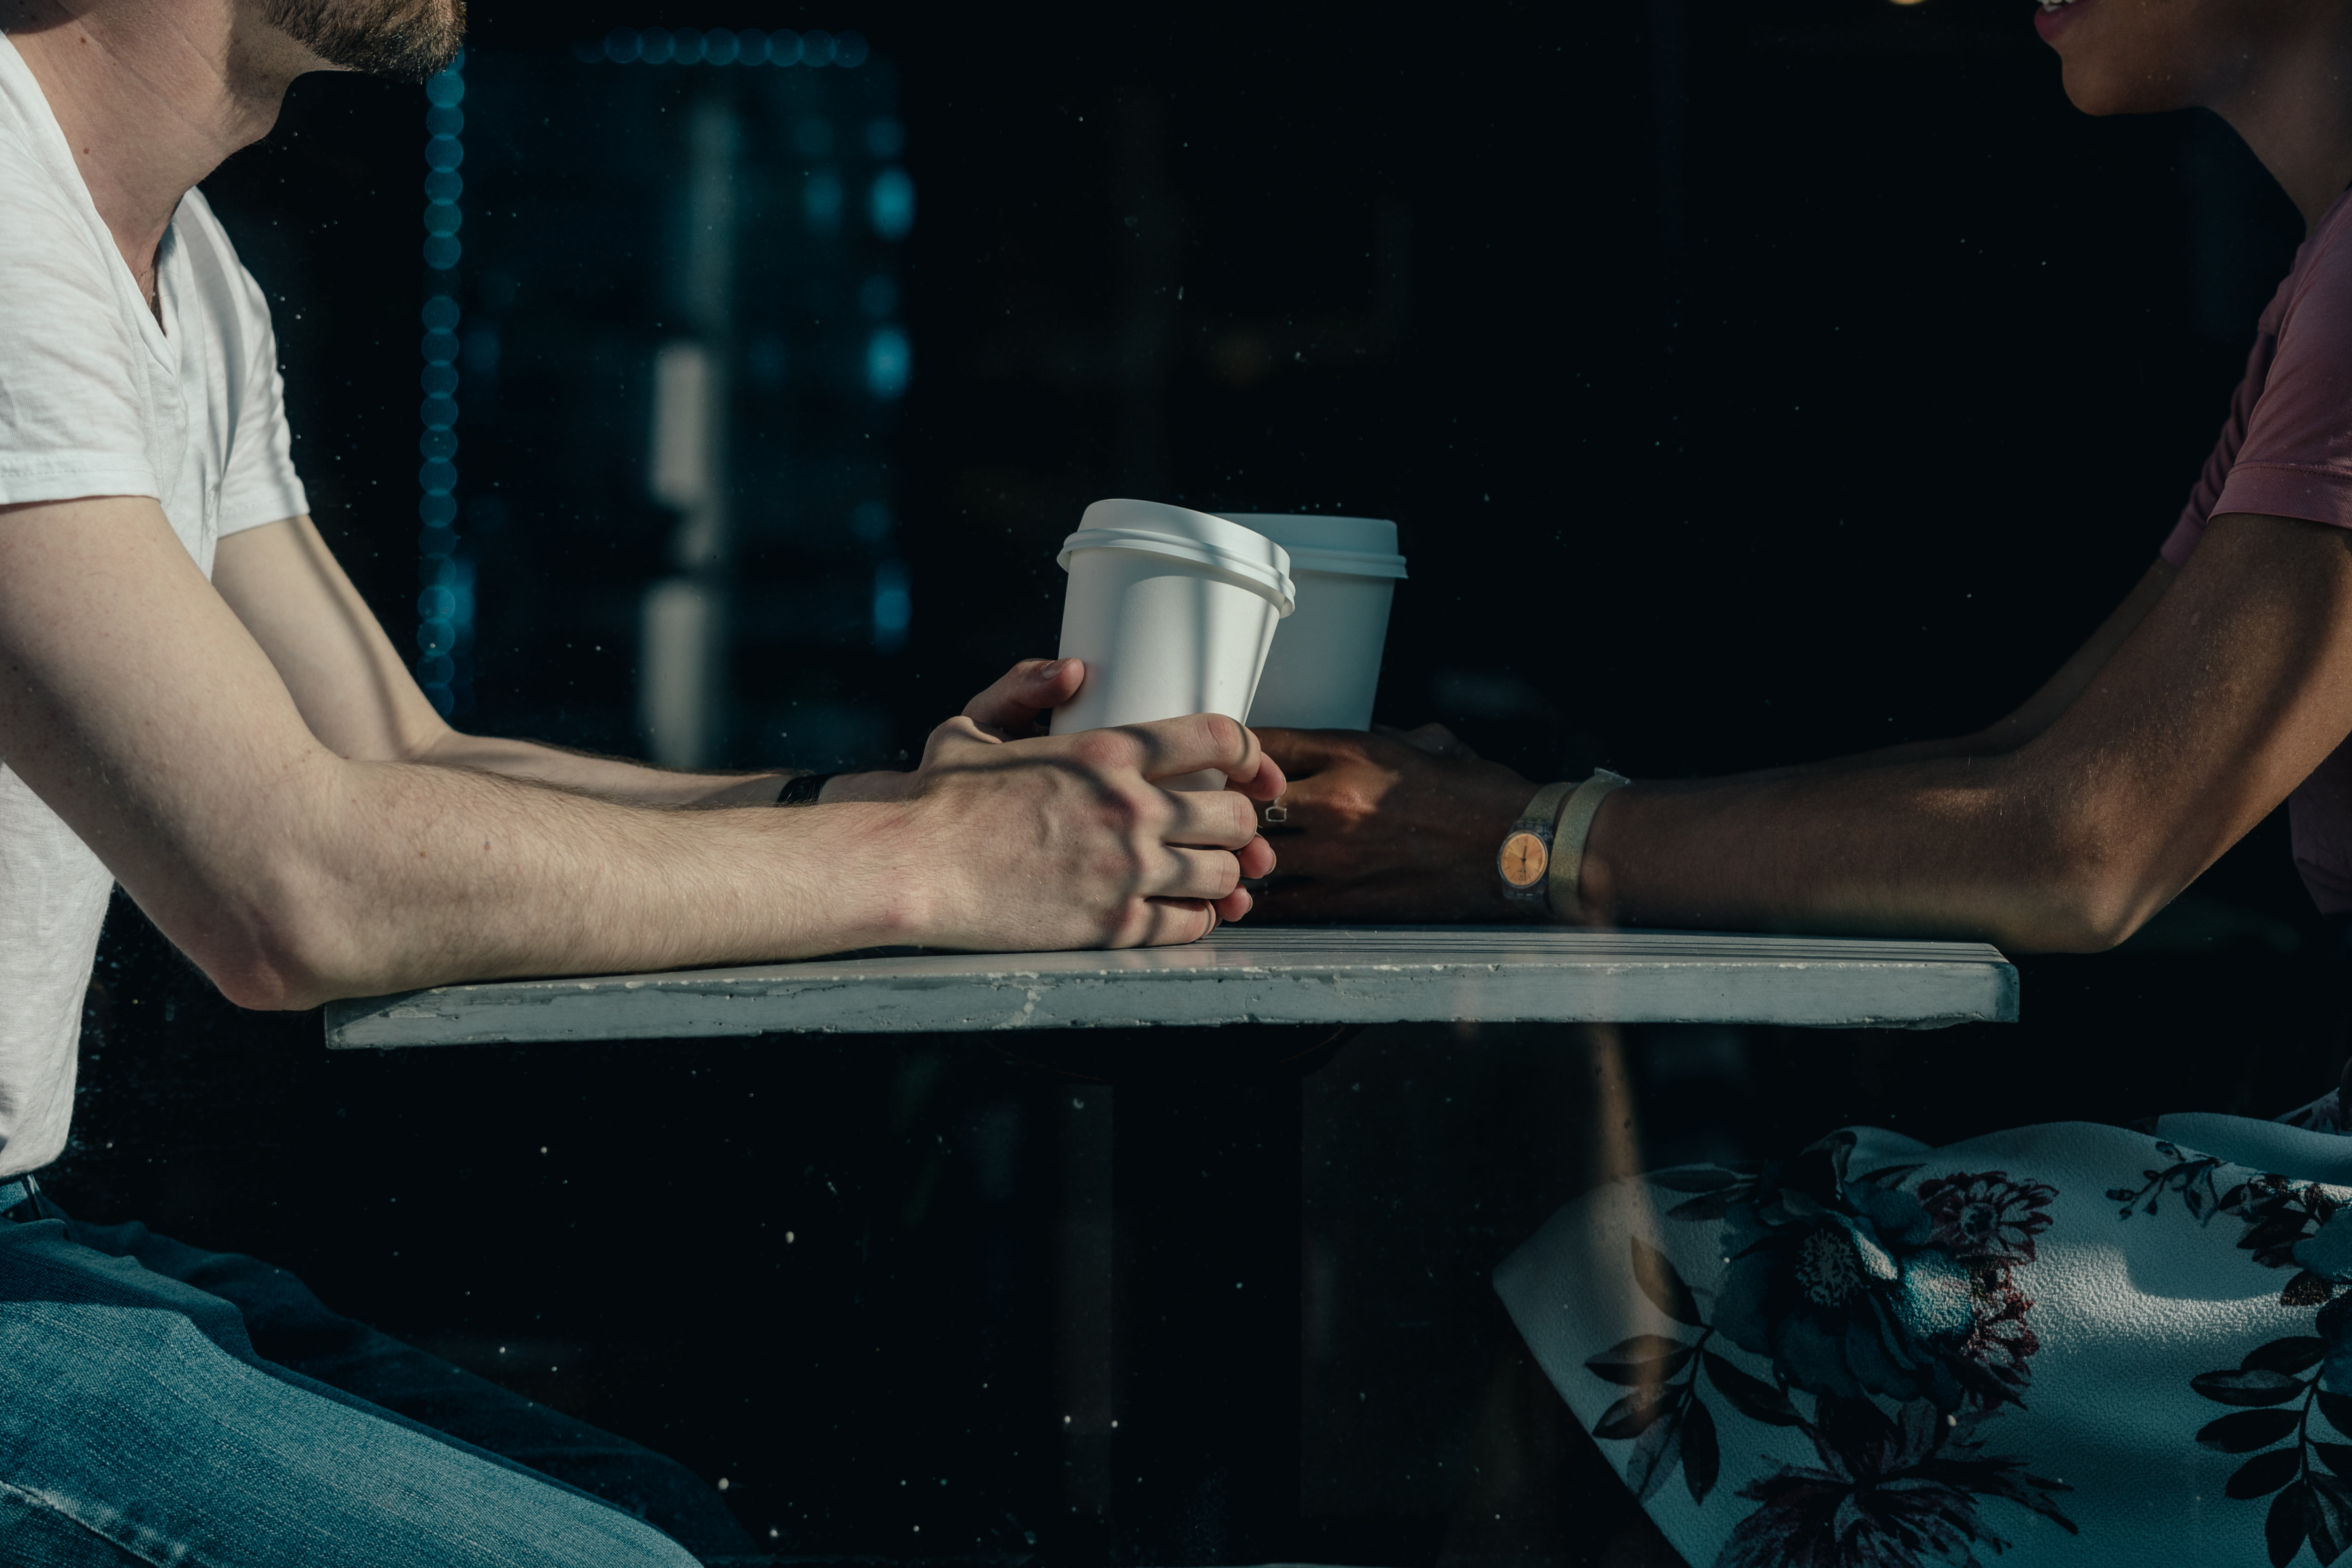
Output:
[1249, 724, 1541, 922]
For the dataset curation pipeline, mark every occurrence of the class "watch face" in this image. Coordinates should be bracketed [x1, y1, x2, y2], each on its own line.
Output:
[1499, 830, 1549, 889]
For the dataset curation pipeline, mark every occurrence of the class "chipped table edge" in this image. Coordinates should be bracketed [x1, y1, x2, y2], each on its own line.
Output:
[325, 938, 2019, 1049]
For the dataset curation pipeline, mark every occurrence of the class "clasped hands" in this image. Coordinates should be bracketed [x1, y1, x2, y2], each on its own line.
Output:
[818, 658, 1283, 949]
[824, 657, 1546, 947]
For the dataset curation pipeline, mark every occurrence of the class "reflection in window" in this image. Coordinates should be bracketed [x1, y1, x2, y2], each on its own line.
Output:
[431, 35, 912, 770]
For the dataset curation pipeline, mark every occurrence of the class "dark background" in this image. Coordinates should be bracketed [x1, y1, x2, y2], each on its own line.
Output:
[48, 0, 2352, 1562]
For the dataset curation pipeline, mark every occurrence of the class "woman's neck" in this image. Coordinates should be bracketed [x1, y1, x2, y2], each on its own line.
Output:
[2207, 7, 2352, 234]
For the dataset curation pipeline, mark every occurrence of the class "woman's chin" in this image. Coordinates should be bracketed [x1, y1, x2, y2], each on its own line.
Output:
[2058, 61, 2193, 119]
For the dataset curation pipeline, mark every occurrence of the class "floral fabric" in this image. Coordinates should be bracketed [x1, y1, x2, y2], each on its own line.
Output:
[1496, 1115, 2352, 1567]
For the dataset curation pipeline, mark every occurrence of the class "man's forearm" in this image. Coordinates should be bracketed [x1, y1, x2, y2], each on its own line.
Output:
[416, 731, 908, 808]
[415, 730, 788, 807]
[140, 752, 921, 1009]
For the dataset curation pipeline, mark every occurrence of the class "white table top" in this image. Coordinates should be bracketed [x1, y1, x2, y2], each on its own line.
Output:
[323, 926, 2017, 1049]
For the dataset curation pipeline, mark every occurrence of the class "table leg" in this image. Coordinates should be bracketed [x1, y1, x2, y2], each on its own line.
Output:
[1111, 1074, 1302, 1565]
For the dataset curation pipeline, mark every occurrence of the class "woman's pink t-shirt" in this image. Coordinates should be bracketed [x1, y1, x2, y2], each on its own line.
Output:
[2162, 186, 2352, 912]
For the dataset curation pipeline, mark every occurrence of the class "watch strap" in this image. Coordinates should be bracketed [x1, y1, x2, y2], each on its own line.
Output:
[1549, 768, 1630, 920]
[775, 772, 838, 806]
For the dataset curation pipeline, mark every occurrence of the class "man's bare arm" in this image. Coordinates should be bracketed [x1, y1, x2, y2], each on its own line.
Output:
[214, 517, 806, 805]
[2, 497, 1279, 1009]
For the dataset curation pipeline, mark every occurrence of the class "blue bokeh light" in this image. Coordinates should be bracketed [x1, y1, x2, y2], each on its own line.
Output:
[584, 25, 865, 68]
[419, 61, 472, 716]
[870, 168, 914, 239]
[865, 327, 911, 399]
[804, 170, 843, 233]
[872, 560, 910, 651]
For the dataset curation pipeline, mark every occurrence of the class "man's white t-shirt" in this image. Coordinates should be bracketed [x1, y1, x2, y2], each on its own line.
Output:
[0, 35, 308, 1177]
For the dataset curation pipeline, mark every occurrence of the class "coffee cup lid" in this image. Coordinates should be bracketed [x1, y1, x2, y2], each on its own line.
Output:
[1215, 514, 1408, 580]
[1059, 499, 1296, 614]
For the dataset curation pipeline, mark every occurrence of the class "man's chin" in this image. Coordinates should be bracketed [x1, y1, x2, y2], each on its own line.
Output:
[263, 0, 467, 85]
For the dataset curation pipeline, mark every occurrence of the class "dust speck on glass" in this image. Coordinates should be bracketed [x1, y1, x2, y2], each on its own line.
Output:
[417, 28, 909, 767]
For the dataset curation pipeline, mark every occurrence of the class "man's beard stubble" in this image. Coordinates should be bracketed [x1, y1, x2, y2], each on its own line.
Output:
[262, 0, 465, 83]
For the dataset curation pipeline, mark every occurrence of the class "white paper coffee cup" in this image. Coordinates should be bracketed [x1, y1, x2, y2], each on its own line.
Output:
[1220, 514, 1407, 730]
[1050, 499, 1295, 790]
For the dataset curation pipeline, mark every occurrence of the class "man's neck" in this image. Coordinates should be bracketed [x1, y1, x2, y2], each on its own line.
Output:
[3, 0, 308, 311]
[2208, 9, 2352, 235]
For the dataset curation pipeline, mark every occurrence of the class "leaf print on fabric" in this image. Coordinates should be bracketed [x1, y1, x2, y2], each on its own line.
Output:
[1714, 1397, 2076, 1568]
[2221, 1173, 2347, 1272]
[1578, 1240, 1750, 1506]
[2105, 1140, 2227, 1221]
[2187, 1332, 2352, 1565]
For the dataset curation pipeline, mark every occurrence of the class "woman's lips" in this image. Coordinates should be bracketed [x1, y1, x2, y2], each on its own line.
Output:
[2034, 0, 2086, 43]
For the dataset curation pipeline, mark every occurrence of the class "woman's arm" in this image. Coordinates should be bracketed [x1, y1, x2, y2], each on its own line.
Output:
[1722, 557, 2178, 782]
[1581, 515, 2343, 950]
[1257, 518, 2338, 951]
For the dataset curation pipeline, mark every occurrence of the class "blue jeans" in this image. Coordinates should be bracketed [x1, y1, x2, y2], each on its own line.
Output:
[0, 1189, 759, 1566]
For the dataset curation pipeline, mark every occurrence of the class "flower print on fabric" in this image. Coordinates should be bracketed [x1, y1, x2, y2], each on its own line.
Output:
[1917, 1172, 2057, 1267]
[1705, 1137, 2019, 1413]
[1574, 1132, 2075, 1566]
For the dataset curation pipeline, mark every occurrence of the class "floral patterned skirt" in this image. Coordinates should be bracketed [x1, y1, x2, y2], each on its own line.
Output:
[1496, 1111, 2352, 1567]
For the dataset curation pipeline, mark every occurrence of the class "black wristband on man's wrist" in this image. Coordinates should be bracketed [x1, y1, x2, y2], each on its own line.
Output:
[774, 772, 839, 806]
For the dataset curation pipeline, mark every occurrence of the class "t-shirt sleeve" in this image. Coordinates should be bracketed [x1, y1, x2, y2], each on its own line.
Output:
[2209, 224, 2352, 534]
[214, 251, 309, 537]
[0, 131, 160, 507]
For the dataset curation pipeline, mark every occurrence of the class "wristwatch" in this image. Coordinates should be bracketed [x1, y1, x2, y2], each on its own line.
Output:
[1497, 769, 1630, 916]
[775, 772, 838, 806]
[1496, 781, 1576, 906]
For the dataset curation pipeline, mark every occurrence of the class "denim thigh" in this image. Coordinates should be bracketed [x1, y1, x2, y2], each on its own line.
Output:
[0, 1213, 704, 1568]
[50, 1210, 757, 1560]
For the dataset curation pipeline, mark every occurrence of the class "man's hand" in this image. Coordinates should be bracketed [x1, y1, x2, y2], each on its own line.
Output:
[962, 657, 1084, 739]
[897, 710, 1284, 945]
[1249, 725, 1538, 922]
[821, 657, 1085, 801]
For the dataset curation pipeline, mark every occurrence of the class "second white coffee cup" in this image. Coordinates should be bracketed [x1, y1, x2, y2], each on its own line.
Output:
[1221, 514, 1407, 730]
[1051, 499, 1295, 789]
